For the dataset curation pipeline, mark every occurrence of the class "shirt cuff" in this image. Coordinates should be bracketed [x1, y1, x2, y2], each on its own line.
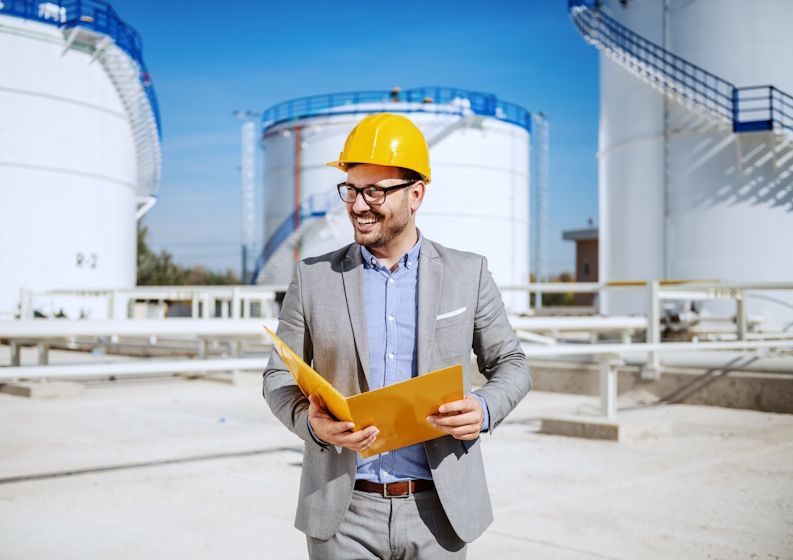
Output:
[471, 393, 491, 433]
[307, 417, 330, 447]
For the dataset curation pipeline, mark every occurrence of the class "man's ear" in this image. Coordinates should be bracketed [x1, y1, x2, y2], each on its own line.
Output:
[409, 181, 426, 212]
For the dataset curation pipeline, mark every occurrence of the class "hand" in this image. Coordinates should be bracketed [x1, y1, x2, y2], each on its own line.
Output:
[308, 394, 379, 454]
[426, 395, 484, 441]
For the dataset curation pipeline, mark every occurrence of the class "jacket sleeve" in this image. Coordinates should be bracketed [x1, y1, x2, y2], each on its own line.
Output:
[470, 256, 532, 433]
[262, 262, 321, 447]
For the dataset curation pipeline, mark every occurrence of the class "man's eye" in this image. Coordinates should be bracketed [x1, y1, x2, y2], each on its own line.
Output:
[364, 187, 382, 195]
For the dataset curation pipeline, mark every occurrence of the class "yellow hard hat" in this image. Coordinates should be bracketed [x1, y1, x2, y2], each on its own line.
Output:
[326, 113, 431, 183]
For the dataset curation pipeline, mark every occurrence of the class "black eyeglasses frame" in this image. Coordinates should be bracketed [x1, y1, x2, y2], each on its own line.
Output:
[336, 180, 418, 206]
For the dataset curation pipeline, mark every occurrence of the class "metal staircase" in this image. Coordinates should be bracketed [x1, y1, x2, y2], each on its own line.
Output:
[568, 0, 793, 211]
[252, 191, 343, 285]
[568, 0, 793, 136]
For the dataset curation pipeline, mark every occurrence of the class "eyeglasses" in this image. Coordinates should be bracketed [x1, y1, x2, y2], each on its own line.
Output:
[336, 180, 417, 205]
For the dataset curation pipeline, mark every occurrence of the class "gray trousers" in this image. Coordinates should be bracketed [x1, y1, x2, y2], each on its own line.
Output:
[306, 489, 467, 559]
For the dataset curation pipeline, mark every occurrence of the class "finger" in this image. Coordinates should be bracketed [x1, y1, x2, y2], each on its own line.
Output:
[429, 417, 481, 438]
[429, 411, 480, 428]
[325, 419, 356, 435]
[438, 399, 475, 414]
[340, 426, 379, 445]
[355, 432, 379, 453]
[451, 428, 480, 440]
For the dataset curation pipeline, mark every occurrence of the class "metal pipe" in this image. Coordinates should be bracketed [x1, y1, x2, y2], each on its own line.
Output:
[0, 357, 270, 381]
[520, 339, 793, 358]
[0, 319, 278, 339]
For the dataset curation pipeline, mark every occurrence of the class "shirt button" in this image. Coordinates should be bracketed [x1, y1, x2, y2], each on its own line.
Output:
[388, 352, 394, 359]
[388, 278, 395, 284]
[388, 315, 394, 321]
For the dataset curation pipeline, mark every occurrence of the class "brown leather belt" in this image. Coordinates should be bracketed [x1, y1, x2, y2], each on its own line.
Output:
[354, 479, 435, 497]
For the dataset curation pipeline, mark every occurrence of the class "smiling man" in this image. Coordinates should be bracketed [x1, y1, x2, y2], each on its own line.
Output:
[262, 113, 531, 559]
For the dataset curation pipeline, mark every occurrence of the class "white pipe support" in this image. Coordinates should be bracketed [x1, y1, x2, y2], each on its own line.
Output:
[598, 354, 623, 419]
[736, 291, 748, 341]
[643, 280, 661, 380]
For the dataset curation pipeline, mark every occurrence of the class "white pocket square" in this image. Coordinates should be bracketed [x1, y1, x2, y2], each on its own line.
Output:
[436, 306, 467, 320]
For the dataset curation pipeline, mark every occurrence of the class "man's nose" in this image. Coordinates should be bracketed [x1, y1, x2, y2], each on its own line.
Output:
[351, 192, 371, 213]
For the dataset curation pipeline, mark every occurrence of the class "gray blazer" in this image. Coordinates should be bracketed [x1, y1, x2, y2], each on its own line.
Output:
[262, 237, 531, 542]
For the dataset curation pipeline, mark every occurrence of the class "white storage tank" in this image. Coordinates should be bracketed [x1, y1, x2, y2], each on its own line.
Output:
[254, 88, 538, 311]
[577, 0, 793, 330]
[0, 1, 161, 319]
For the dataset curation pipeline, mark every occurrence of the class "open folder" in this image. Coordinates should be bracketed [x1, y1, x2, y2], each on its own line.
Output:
[265, 327, 464, 458]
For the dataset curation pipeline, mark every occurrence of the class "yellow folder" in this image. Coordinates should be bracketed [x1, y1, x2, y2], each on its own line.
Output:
[266, 327, 464, 458]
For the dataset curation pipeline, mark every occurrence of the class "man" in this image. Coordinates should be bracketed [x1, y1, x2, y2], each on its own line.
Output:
[263, 113, 531, 558]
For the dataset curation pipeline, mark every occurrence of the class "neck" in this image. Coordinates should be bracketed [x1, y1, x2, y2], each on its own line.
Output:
[366, 226, 419, 270]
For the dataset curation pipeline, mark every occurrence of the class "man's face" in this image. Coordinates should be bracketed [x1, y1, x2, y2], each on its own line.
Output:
[345, 164, 419, 249]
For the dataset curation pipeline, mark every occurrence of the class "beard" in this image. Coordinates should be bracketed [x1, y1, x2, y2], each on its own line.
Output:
[349, 196, 411, 249]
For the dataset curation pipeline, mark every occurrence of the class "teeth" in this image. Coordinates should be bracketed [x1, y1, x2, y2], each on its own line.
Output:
[357, 218, 378, 225]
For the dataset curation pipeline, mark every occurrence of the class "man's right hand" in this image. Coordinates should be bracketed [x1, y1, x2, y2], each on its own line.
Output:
[308, 394, 379, 454]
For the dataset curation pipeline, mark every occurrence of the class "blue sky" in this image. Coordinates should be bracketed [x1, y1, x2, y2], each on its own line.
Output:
[114, 0, 600, 276]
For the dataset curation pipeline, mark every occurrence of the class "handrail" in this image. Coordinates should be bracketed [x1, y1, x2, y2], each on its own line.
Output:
[568, 0, 793, 136]
[1, 0, 161, 138]
[260, 87, 533, 135]
[251, 191, 341, 284]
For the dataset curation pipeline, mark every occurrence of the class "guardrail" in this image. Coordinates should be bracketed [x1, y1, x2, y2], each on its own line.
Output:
[0, 0, 161, 138]
[568, 0, 793, 136]
[18, 285, 287, 321]
[260, 87, 532, 135]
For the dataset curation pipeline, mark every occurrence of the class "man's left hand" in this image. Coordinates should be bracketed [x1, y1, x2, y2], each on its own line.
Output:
[426, 394, 484, 441]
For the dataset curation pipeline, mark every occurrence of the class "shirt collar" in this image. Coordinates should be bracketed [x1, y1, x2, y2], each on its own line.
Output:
[361, 231, 422, 271]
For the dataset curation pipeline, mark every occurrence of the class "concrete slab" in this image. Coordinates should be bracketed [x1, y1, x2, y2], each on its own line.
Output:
[0, 381, 85, 399]
[540, 409, 674, 442]
[0, 373, 791, 559]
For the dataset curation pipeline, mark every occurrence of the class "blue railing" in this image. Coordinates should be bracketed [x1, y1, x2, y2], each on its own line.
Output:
[251, 192, 340, 284]
[1, 0, 161, 138]
[260, 87, 533, 135]
[569, 0, 793, 136]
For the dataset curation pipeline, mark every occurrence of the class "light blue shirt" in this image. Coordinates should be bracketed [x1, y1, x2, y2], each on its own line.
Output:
[308, 234, 489, 482]
[357, 235, 489, 483]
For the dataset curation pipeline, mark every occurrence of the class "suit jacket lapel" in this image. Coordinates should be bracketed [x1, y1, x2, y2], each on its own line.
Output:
[341, 244, 370, 392]
[417, 238, 443, 376]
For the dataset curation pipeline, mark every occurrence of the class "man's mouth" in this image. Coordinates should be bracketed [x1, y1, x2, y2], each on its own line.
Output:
[355, 216, 380, 226]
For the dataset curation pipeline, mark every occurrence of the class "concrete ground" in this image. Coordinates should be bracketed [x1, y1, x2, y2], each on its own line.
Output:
[0, 372, 791, 559]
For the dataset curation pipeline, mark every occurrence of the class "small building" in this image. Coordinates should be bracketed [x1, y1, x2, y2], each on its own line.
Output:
[562, 226, 598, 306]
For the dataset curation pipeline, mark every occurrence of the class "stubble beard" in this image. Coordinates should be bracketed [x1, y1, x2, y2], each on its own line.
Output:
[350, 198, 411, 250]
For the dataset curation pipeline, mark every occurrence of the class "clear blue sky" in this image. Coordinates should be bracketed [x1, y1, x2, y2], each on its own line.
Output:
[114, 0, 600, 277]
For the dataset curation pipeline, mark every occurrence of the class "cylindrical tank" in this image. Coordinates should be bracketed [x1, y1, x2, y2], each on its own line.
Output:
[258, 89, 532, 310]
[0, 3, 161, 319]
[598, 0, 793, 330]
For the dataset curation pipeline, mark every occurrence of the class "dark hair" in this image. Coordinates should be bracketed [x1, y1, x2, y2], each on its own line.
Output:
[345, 163, 424, 183]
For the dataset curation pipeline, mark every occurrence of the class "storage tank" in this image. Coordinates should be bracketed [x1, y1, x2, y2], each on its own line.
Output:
[254, 88, 540, 311]
[577, 0, 793, 330]
[0, 1, 161, 319]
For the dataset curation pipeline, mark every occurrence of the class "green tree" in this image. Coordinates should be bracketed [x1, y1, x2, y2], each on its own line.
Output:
[136, 223, 240, 285]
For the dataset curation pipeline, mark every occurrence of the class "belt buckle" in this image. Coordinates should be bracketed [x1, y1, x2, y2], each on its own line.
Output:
[383, 481, 412, 498]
